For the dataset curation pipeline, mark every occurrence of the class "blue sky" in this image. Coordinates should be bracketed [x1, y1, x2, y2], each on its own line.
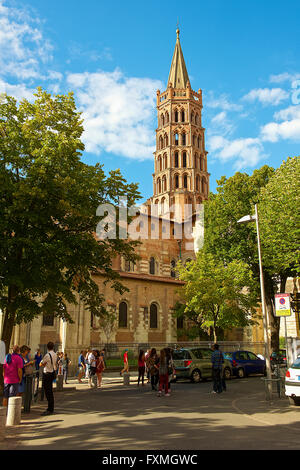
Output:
[1, 0, 300, 201]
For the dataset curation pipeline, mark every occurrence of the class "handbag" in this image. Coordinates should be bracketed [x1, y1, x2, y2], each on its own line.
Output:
[25, 362, 34, 375]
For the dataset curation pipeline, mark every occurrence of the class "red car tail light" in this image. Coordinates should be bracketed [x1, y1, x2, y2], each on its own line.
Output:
[286, 370, 290, 378]
[184, 360, 192, 367]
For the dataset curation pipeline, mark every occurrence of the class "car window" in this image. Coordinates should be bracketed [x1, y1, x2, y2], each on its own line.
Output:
[247, 352, 258, 360]
[201, 349, 213, 359]
[172, 350, 191, 360]
[192, 349, 203, 359]
[237, 351, 248, 360]
[292, 358, 300, 369]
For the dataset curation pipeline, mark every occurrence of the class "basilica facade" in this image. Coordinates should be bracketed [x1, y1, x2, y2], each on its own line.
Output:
[7, 29, 262, 360]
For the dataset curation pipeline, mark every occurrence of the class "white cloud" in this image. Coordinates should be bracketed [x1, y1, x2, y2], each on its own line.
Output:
[67, 69, 163, 160]
[205, 92, 243, 112]
[0, 0, 52, 80]
[208, 111, 235, 137]
[242, 88, 289, 106]
[208, 135, 267, 169]
[260, 103, 300, 143]
[270, 72, 300, 84]
[0, 78, 34, 101]
[261, 119, 300, 143]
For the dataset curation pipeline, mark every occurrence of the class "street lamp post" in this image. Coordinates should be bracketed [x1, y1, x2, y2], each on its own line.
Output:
[238, 203, 273, 401]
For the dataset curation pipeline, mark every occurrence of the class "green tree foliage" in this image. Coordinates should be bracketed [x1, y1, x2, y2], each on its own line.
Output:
[259, 156, 300, 274]
[202, 162, 299, 350]
[177, 251, 257, 342]
[0, 88, 141, 351]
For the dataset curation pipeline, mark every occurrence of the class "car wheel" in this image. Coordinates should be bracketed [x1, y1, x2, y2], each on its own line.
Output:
[237, 368, 245, 379]
[223, 367, 231, 380]
[289, 396, 300, 406]
[191, 369, 201, 383]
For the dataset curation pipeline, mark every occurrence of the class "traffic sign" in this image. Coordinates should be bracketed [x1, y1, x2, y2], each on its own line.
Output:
[275, 293, 292, 317]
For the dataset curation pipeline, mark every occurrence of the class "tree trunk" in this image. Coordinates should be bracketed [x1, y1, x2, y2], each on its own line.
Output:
[264, 271, 280, 352]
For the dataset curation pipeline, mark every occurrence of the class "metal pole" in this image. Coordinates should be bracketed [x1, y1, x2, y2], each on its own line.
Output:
[285, 317, 289, 368]
[255, 204, 272, 401]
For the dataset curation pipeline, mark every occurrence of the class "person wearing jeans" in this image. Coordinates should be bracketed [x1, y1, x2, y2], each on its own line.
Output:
[211, 344, 224, 394]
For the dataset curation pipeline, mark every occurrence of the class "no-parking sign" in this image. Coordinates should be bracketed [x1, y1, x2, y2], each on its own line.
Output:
[275, 293, 292, 317]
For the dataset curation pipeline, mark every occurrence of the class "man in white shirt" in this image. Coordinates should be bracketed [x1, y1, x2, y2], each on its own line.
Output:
[39, 342, 57, 415]
[88, 349, 96, 388]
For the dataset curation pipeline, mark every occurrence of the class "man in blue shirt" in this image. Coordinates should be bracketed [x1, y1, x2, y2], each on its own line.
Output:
[211, 344, 224, 394]
[78, 350, 86, 383]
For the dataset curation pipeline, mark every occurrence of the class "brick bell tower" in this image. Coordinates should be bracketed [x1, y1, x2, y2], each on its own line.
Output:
[151, 28, 209, 221]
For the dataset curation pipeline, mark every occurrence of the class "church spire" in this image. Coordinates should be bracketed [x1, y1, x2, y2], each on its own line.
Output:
[167, 27, 190, 89]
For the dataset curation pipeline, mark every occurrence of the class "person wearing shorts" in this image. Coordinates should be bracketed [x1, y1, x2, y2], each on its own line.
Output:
[2, 345, 23, 406]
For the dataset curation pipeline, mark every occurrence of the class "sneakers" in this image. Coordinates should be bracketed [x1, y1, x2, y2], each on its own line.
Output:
[211, 391, 217, 394]
[165, 393, 170, 397]
[157, 391, 162, 397]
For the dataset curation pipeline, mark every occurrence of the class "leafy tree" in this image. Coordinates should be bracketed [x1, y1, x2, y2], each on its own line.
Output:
[259, 157, 300, 274]
[202, 163, 299, 350]
[177, 251, 257, 342]
[0, 89, 140, 358]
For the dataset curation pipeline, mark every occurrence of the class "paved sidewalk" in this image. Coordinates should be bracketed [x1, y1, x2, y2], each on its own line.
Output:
[2, 376, 300, 450]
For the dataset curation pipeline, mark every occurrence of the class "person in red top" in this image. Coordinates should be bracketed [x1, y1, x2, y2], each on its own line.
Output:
[137, 350, 145, 386]
[120, 349, 129, 375]
[2, 345, 23, 406]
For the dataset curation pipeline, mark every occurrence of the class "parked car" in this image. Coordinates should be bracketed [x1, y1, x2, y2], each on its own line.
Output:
[172, 347, 232, 383]
[223, 350, 266, 378]
[285, 357, 300, 405]
[270, 349, 287, 370]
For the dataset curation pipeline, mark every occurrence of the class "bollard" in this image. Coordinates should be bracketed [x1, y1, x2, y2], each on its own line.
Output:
[123, 372, 130, 386]
[56, 374, 64, 391]
[0, 406, 6, 437]
[6, 396, 22, 426]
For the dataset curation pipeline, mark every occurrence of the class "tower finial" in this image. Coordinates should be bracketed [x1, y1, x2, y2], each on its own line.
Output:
[176, 18, 180, 39]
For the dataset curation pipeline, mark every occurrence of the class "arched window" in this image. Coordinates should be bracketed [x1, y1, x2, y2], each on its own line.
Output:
[195, 114, 199, 125]
[157, 178, 161, 194]
[193, 135, 196, 146]
[170, 259, 176, 278]
[161, 114, 164, 127]
[183, 174, 188, 189]
[119, 302, 127, 328]
[165, 111, 169, 123]
[159, 135, 163, 150]
[200, 156, 204, 171]
[191, 111, 194, 123]
[174, 133, 179, 146]
[164, 154, 167, 169]
[158, 156, 162, 171]
[175, 110, 178, 122]
[164, 133, 168, 147]
[182, 151, 187, 168]
[149, 257, 155, 275]
[175, 152, 179, 168]
[162, 176, 167, 192]
[182, 132, 186, 146]
[181, 110, 185, 122]
[150, 303, 158, 329]
[197, 136, 200, 148]
[161, 197, 165, 214]
[175, 174, 179, 189]
[196, 175, 200, 191]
